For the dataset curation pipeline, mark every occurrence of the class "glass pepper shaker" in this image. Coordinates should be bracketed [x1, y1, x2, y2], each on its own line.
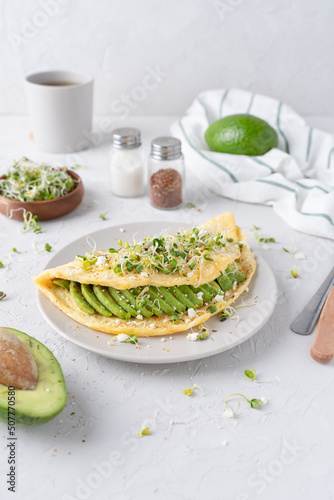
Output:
[109, 127, 144, 198]
[148, 137, 185, 210]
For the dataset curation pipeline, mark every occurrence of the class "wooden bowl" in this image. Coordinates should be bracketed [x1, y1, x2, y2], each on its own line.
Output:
[0, 170, 84, 221]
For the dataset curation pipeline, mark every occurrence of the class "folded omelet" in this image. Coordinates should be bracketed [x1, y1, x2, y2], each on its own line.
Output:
[34, 212, 256, 336]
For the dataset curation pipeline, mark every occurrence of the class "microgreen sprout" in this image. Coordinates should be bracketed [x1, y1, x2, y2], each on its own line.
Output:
[249, 226, 275, 245]
[136, 427, 150, 438]
[125, 334, 138, 345]
[186, 202, 196, 210]
[198, 325, 209, 340]
[244, 369, 257, 380]
[218, 306, 238, 322]
[208, 305, 217, 314]
[223, 393, 268, 417]
[283, 247, 296, 255]
[10, 248, 18, 254]
[291, 267, 299, 279]
[99, 211, 107, 221]
[183, 384, 202, 396]
[110, 226, 234, 276]
[23, 212, 42, 233]
[0, 292, 6, 300]
[45, 243, 52, 252]
[0, 157, 77, 202]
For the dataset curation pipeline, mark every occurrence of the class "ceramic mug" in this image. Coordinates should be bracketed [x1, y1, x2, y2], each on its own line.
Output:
[25, 70, 93, 153]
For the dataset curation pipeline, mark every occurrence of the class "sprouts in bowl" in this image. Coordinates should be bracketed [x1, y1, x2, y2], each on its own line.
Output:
[0, 158, 84, 221]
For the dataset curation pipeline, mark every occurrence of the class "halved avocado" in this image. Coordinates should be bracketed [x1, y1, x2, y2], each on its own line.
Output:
[0, 328, 67, 426]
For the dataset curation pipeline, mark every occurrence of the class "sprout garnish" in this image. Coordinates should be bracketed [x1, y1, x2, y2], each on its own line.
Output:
[99, 211, 107, 221]
[244, 369, 257, 380]
[223, 393, 268, 417]
[249, 226, 275, 245]
[45, 243, 52, 252]
[23, 212, 42, 233]
[0, 157, 77, 202]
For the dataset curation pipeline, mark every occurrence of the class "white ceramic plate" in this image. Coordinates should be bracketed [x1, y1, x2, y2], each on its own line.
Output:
[36, 221, 277, 364]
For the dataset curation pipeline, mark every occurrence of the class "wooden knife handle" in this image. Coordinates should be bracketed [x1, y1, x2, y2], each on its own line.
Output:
[311, 287, 334, 363]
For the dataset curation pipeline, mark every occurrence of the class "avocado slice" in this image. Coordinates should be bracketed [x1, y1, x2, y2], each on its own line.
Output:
[217, 274, 233, 291]
[0, 328, 67, 426]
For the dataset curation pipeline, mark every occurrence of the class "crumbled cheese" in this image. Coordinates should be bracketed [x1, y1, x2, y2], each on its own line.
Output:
[187, 271, 194, 277]
[96, 255, 107, 266]
[186, 332, 199, 341]
[295, 252, 305, 260]
[262, 244, 270, 251]
[259, 397, 268, 406]
[221, 440, 228, 446]
[232, 281, 237, 291]
[136, 314, 143, 320]
[197, 292, 204, 300]
[108, 333, 128, 345]
[141, 271, 148, 277]
[223, 407, 234, 419]
[119, 228, 125, 232]
[115, 319, 121, 325]
[213, 294, 225, 303]
[161, 338, 166, 342]
[149, 324, 155, 328]
[188, 308, 196, 320]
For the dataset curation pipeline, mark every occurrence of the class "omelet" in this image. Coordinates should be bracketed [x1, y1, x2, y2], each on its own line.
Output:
[34, 212, 256, 336]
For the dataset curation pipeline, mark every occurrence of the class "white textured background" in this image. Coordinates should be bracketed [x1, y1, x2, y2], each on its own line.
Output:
[1, 0, 334, 117]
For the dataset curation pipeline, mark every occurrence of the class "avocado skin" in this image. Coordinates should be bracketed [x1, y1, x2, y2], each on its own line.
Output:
[0, 328, 67, 426]
[205, 114, 278, 156]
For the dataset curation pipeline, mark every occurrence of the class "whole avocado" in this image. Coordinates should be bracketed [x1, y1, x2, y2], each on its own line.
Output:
[205, 114, 278, 156]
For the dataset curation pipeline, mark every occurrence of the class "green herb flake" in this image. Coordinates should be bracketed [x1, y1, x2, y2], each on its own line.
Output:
[137, 427, 150, 437]
[45, 243, 52, 252]
[186, 202, 196, 210]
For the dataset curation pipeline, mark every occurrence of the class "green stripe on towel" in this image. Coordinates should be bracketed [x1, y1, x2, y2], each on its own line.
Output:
[276, 102, 290, 154]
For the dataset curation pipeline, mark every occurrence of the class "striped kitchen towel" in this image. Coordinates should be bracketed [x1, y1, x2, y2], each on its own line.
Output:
[171, 89, 334, 240]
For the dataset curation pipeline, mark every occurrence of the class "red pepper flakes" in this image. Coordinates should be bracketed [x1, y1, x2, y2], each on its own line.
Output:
[150, 168, 182, 209]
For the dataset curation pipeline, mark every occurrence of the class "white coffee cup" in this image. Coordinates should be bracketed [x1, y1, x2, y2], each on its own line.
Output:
[25, 70, 93, 153]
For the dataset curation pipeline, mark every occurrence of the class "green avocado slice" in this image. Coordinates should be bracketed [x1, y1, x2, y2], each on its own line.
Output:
[0, 328, 67, 426]
[120, 289, 153, 318]
[156, 287, 186, 314]
[149, 288, 175, 315]
[92, 286, 126, 319]
[108, 287, 138, 317]
[178, 285, 203, 308]
[81, 284, 112, 317]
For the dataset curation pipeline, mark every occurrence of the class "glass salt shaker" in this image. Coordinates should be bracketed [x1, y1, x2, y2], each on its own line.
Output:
[109, 127, 144, 198]
[148, 137, 185, 210]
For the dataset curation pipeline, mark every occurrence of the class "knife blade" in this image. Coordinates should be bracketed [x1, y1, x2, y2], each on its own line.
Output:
[290, 265, 334, 335]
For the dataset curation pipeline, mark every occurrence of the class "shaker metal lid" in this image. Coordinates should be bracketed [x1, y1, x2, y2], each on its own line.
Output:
[111, 127, 141, 149]
[151, 136, 182, 160]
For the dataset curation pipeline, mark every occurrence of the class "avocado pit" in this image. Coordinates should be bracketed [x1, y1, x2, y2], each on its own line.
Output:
[0, 327, 38, 390]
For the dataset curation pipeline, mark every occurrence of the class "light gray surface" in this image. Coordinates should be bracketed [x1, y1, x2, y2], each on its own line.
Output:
[1, 115, 334, 500]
